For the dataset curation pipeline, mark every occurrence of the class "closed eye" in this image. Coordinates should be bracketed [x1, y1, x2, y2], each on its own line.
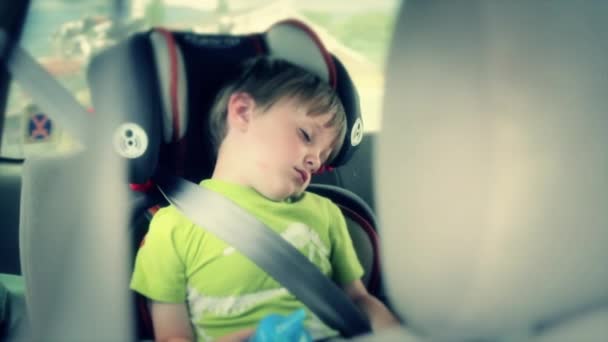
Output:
[299, 128, 312, 143]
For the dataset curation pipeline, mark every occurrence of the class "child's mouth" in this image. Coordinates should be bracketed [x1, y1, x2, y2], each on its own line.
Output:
[295, 168, 308, 184]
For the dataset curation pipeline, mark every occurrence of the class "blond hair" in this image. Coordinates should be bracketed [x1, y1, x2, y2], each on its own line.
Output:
[209, 57, 346, 164]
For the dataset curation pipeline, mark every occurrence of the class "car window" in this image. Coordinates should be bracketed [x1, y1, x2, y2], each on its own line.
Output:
[0, 0, 399, 159]
[1, 0, 114, 158]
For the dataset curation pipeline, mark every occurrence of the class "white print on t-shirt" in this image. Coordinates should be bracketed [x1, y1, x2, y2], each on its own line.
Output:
[188, 287, 289, 317]
[187, 286, 335, 341]
[281, 222, 331, 273]
[222, 222, 331, 273]
[187, 222, 334, 340]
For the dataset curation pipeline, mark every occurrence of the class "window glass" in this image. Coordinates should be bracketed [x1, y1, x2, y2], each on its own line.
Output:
[1, 0, 116, 158]
[297, 1, 398, 132]
[0, 0, 399, 158]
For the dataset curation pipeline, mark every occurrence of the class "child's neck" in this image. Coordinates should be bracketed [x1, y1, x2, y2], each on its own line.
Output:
[211, 161, 245, 185]
[211, 145, 251, 186]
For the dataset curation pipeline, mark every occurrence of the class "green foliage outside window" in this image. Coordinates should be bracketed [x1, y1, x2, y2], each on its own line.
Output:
[301, 10, 397, 66]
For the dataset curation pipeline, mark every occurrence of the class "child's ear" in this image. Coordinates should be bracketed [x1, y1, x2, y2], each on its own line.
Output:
[226, 92, 255, 131]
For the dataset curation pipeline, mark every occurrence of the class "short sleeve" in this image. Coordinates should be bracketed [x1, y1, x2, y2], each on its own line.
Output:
[328, 202, 364, 285]
[130, 206, 189, 303]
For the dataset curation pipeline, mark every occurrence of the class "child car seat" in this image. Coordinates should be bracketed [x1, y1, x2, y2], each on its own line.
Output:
[86, 19, 382, 338]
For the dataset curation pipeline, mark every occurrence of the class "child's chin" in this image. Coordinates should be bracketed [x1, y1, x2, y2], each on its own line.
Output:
[257, 188, 290, 202]
[259, 187, 301, 202]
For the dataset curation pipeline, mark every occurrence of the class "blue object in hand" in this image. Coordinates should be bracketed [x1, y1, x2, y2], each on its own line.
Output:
[249, 308, 313, 342]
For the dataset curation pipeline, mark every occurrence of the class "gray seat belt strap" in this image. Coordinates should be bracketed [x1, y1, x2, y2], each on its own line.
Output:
[156, 175, 371, 337]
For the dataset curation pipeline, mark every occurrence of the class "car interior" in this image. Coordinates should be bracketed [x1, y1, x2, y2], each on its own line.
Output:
[2, 0, 608, 341]
[82, 19, 380, 338]
[1, 1, 386, 340]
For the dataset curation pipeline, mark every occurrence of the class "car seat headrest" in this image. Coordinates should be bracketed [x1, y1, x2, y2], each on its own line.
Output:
[87, 19, 362, 185]
[148, 29, 188, 145]
[266, 20, 335, 87]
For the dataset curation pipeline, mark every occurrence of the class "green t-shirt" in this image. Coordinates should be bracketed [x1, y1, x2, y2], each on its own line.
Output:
[130, 179, 364, 341]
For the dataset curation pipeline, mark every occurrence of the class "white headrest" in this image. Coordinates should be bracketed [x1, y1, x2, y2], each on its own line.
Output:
[266, 19, 336, 88]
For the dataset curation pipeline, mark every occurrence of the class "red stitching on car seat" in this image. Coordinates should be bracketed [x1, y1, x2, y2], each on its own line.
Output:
[130, 180, 155, 192]
[268, 19, 337, 89]
[337, 204, 381, 295]
[154, 28, 181, 143]
[147, 205, 161, 216]
[314, 165, 334, 175]
[252, 34, 265, 55]
[136, 293, 154, 337]
[154, 28, 188, 176]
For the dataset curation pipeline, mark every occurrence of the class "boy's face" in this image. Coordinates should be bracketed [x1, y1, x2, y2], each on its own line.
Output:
[238, 96, 340, 201]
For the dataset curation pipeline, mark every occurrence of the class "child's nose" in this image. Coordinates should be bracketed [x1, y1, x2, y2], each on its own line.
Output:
[304, 154, 321, 173]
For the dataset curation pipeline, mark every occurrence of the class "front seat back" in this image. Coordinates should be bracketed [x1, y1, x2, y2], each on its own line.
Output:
[376, 1, 608, 340]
